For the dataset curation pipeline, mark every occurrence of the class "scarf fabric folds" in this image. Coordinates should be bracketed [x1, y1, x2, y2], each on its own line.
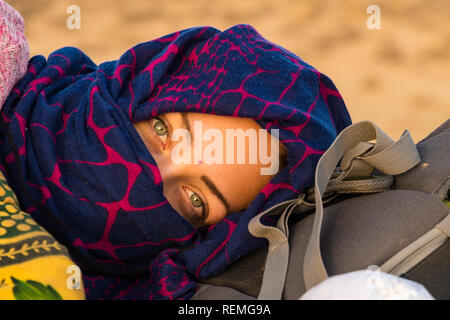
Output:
[0, 24, 351, 299]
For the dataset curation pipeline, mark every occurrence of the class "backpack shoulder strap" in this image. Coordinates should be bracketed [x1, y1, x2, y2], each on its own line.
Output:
[303, 121, 421, 291]
[379, 213, 450, 276]
[395, 119, 450, 199]
[248, 121, 421, 299]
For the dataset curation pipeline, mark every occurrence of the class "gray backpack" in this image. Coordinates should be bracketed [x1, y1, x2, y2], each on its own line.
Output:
[192, 120, 450, 300]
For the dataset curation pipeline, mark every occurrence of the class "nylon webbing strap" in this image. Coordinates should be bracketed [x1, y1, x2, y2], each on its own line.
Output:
[303, 121, 421, 291]
[248, 198, 301, 299]
[380, 214, 450, 276]
[248, 121, 421, 299]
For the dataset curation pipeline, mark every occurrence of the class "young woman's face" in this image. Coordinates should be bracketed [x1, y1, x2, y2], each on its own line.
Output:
[133, 112, 283, 227]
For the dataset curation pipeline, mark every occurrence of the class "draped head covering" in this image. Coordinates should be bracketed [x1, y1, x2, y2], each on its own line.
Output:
[0, 24, 351, 299]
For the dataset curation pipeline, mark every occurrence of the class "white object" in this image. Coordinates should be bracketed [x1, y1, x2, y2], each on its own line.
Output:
[300, 268, 434, 300]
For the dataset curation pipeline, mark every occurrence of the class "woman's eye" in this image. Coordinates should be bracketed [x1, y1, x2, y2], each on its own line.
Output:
[190, 192, 203, 208]
[182, 187, 207, 226]
[150, 118, 168, 142]
[185, 188, 203, 209]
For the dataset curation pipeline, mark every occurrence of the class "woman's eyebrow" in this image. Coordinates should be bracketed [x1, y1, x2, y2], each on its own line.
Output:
[181, 112, 192, 139]
[200, 175, 230, 212]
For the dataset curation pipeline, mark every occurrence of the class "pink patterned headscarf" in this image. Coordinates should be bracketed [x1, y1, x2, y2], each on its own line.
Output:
[0, 23, 351, 299]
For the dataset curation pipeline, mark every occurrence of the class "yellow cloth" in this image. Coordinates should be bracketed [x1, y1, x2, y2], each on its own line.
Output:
[0, 172, 85, 300]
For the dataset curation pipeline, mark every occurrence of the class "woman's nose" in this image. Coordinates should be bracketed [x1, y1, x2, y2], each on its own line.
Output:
[155, 150, 195, 182]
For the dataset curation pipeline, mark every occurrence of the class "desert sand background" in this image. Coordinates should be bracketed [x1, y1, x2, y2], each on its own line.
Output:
[7, 0, 450, 142]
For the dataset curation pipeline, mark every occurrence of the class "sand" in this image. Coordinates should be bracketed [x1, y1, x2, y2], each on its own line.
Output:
[8, 0, 450, 142]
